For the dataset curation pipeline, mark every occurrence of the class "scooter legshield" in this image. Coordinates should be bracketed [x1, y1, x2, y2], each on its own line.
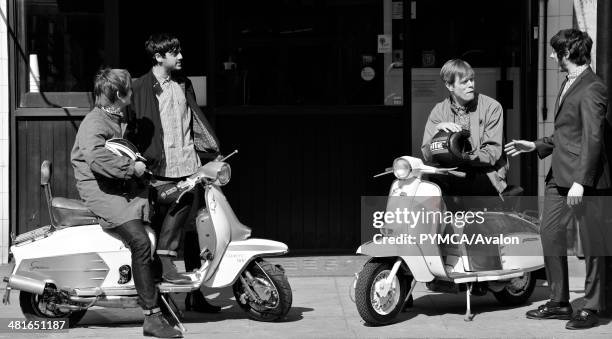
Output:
[203, 186, 252, 281]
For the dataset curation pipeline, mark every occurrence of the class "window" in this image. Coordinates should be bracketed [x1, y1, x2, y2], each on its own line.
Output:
[214, 0, 405, 106]
[17, 0, 110, 108]
[15, 0, 210, 109]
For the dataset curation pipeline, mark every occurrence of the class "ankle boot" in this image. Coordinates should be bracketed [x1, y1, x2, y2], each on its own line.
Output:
[185, 290, 221, 313]
[159, 255, 192, 284]
[143, 311, 183, 338]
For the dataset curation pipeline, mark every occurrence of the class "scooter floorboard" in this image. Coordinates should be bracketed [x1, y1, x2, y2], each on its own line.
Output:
[448, 268, 525, 284]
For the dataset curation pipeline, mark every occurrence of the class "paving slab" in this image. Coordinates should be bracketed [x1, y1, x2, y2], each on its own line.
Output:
[0, 256, 608, 338]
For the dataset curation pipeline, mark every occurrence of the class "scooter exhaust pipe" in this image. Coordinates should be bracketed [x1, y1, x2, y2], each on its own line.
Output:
[4, 275, 46, 295]
[69, 296, 140, 308]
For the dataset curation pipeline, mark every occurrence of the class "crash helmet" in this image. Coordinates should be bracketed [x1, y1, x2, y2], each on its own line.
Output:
[429, 130, 472, 167]
[105, 138, 147, 162]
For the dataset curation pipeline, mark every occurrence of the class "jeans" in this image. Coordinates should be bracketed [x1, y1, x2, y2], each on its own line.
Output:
[152, 184, 195, 257]
[109, 220, 159, 310]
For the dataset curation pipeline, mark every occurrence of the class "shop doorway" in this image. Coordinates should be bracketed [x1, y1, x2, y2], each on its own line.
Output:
[408, 0, 538, 192]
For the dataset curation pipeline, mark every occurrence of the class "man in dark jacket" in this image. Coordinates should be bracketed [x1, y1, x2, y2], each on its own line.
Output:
[126, 33, 221, 313]
[505, 29, 611, 329]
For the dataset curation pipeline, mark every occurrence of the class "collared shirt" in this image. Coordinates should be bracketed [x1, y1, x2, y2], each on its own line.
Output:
[154, 74, 201, 178]
[450, 98, 475, 131]
[559, 64, 589, 102]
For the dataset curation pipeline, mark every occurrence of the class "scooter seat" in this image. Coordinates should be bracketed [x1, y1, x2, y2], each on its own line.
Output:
[51, 197, 98, 227]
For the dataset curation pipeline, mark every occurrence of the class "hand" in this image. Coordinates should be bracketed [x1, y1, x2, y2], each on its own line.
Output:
[436, 122, 462, 133]
[215, 154, 224, 161]
[134, 161, 147, 177]
[567, 182, 584, 206]
[504, 139, 536, 157]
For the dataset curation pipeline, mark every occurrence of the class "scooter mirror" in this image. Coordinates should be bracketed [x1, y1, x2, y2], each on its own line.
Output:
[373, 167, 393, 178]
[220, 149, 239, 162]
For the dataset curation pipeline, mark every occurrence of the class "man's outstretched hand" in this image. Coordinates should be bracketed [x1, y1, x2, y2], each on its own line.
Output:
[504, 139, 536, 157]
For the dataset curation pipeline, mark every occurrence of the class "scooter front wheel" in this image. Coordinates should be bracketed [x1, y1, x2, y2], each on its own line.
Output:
[355, 261, 407, 326]
[19, 291, 87, 327]
[232, 259, 292, 321]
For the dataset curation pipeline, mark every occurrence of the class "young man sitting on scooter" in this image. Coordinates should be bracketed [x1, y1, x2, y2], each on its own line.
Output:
[126, 33, 221, 313]
[421, 59, 509, 207]
[71, 68, 182, 338]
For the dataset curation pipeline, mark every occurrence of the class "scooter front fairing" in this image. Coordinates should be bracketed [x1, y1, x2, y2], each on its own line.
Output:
[205, 239, 288, 288]
[198, 185, 288, 288]
[358, 176, 447, 282]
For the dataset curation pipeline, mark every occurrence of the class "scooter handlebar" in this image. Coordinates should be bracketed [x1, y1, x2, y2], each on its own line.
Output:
[447, 170, 466, 178]
[430, 167, 466, 178]
[160, 186, 178, 200]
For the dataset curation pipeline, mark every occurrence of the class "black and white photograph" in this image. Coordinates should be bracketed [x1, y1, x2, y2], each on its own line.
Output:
[0, 0, 611, 338]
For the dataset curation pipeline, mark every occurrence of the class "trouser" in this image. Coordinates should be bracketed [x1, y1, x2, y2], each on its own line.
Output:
[108, 220, 159, 310]
[151, 182, 206, 274]
[541, 179, 608, 311]
[152, 183, 195, 257]
[431, 171, 502, 212]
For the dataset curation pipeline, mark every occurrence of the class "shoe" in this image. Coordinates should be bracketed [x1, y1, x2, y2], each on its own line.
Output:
[185, 290, 221, 313]
[566, 309, 599, 329]
[143, 312, 183, 338]
[401, 295, 414, 312]
[159, 256, 192, 285]
[525, 301, 573, 320]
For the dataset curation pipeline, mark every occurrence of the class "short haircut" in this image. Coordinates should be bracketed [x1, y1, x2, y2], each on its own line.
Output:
[145, 33, 181, 65]
[550, 29, 592, 66]
[94, 68, 132, 107]
[440, 59, 474, 85]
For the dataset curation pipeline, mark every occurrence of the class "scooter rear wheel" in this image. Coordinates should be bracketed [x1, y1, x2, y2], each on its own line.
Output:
[232, 259, 292, 321]
[355, 261, 407, 326]
[19, 291, 87, 328]
[492, 271, 536, 306]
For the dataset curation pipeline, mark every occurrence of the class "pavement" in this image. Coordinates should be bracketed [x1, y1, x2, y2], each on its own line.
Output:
[0, 256, 609, 338]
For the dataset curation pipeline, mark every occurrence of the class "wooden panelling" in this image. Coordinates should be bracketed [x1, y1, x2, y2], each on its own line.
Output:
[215, 112, 404, 253]
[15, 112, 405, 254]
[16, 118, 81, 234]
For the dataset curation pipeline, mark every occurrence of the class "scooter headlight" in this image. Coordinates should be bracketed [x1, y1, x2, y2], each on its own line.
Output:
[215, 164, 231, 186]
[393, 158, 412, 179]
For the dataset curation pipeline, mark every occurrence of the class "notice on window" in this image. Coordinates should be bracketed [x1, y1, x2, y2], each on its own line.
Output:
[361, 67, 376, 81]
[412, 79, 439, 102]
[377, 35, 392, 54]
[392, 1, 403, 19]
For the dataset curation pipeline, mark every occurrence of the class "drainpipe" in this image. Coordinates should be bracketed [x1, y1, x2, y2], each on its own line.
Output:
[596, 0, 612, 313]
[541, 0, 548, 122]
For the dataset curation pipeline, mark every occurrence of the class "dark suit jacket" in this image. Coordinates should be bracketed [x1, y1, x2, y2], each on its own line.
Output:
[535, 67, 611, 189]
[125, 70, 220, 173]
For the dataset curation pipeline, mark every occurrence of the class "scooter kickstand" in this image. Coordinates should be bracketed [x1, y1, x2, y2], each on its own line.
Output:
[401, 278, 417, 312]
[160, 293, 186, 333]
[464, 283, 474, 321]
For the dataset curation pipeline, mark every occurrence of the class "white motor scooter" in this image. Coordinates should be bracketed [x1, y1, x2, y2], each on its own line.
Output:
[3, 151, 292, 331]
[352, 156, 544, 325]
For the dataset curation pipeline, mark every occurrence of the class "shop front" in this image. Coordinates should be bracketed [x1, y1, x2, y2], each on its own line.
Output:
[6, 0, 538, 254]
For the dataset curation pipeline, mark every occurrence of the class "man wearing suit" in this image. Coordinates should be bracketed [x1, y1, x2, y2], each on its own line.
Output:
[505, 29, 610, 329]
